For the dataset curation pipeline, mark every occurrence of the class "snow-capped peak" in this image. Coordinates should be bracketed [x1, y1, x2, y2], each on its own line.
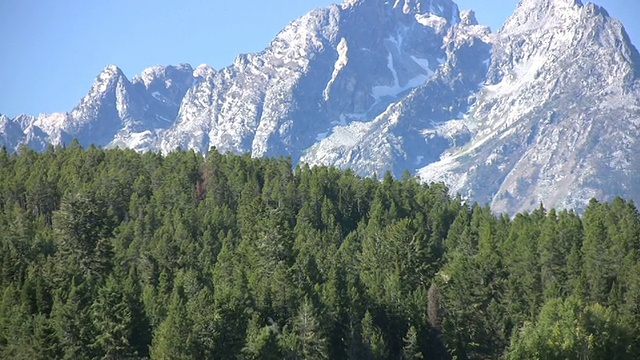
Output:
[68, 65, 125, 109]
[132, 63, 194, 89]
[512, 0, 583, 12]
[502, 0, 583, 34]
[340, 0, 460, 22]
[460, 9, 478, 26]
[193, 64, 216, 79]
[135, 65, 168, 88]
[100, 64, 124, 78]
[3, 0, 640, 216]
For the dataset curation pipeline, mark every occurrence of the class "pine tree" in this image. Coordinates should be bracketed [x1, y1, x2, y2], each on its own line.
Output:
[122, 267, 151, 358]
[241, 313, 283, 360]
[187, 287, 221, 358]
[507, 297, 638, 359]
[361, 310, 388, 360]
[401, 325, 423, 360]
[149, 290, 195, 359]
[322, 257, 350, 359]
[52, 278, 97, 360]
[91, 275, 134, 359]
[292, 297, 329, 360]
[29, 313, 62, 360]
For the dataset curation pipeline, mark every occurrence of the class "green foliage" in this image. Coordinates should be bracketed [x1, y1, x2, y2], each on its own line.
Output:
[241, 313, 283, 360]
[508, 297, 636, 359]
[91, 275, 135, 359]
[402, 325, 423, 360]
[290, 297, 329, 360]
[0, 145, 639, 359]
[149, 290, 195, 359]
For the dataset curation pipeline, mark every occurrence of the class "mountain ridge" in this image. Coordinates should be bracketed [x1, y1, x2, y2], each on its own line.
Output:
[419, 0, 640, 213]
[2, 0, 640, 214]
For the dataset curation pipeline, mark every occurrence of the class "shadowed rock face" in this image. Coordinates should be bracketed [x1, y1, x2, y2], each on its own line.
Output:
[2, 0, 640, 214]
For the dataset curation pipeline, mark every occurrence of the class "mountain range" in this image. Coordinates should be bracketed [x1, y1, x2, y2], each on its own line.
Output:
[2, 0, 639, 214]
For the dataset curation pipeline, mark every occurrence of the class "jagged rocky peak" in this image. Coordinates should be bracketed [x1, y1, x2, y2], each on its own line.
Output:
[192, 64, 216, 79]
[503, 0, 584, 32]
[497, 0, 639, 71]
[459, 9, 478, 26]
[421, 0, 640, 214]
[97, 64, 125, 83]
[0, 114, 9, 126]
[129, 64, 196, 111]
[102, 64, 124, 75]
[13, 114, 37, 129]
[341, 0, 460, 23]
[511, 0, 583, 14]
[132, 63, 194, 90]
[504, 0, 630, 35]
[267, 4, 341, 63]
[487, 0, 625, 84]
[83, 64, 129, 99]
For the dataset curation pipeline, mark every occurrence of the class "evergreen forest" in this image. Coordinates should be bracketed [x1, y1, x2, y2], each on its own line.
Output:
[1, 143, 639, 359]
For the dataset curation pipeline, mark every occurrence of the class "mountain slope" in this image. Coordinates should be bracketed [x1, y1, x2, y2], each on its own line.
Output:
[1, 64, 195, 152]
[419, 0, 640, 213]
[300, 8, 491, 176]
[2, 0, 640, 214]
[160, 0, 473, 162]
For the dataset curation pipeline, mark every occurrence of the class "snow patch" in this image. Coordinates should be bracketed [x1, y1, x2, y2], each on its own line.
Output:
[302, 120, 374, 164]
[324, 38, 349, 101]
[410, 56, 433, 74]
[371, 51, 429, 101]
[484, 55, 546, 99]
[420, 119, 470, 141]
[415, 13, 448, 32]
[332, 112, 367, 126]
[151, 91, 165, 102]
[35, 112, 67, 131]
[109, 130, 158, 152]
[155, 114, 172, 123]
[418, 155, 469, 196]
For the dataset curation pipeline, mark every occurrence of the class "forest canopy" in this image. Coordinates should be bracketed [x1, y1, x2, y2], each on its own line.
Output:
[0, 143, 639, 359]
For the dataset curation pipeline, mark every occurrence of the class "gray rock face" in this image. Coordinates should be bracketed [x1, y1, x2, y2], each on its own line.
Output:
[160, 0, 468, 160]
[300, 6, 491, 176]
[2, 63, 194, 152]
[419, 0, 640, 213]
[0, 114, 24, 150]
[2, 0, 640, 214]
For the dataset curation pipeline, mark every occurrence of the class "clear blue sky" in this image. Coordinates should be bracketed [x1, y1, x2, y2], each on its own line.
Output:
[0, 0, 637, 118]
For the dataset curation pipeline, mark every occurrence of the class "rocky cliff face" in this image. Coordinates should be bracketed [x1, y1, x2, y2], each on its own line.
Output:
[159, 0, 477, 163]
[2, 0, 640, 214]
[300, 6, 491, 176]
[2, 63, 194, 152]
[419, 0, 640, 213]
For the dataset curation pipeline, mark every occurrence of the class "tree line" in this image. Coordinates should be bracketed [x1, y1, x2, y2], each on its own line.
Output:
[0, 142, 639, 359]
